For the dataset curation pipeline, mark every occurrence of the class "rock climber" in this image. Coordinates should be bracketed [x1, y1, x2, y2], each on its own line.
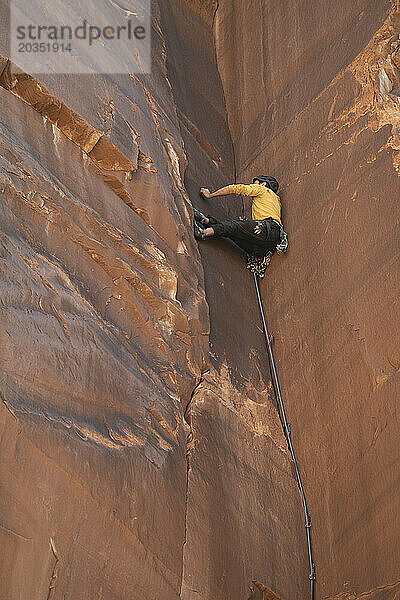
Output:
[193, 175, 288, 277]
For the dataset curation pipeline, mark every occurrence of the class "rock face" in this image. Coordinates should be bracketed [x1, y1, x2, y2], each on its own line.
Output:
[214, 1, 400, 598]
[0, 1, 398, 600]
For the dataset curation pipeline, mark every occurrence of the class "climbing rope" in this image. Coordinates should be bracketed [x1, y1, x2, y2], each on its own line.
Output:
[253, 273, 316, 599]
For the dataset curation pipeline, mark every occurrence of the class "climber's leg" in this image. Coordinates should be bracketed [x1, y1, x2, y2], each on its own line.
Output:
[193, 214, 221, 240]
[194, 220, 208, 240]
[193, 207, 210, 225]
[203, 217, 281, 251]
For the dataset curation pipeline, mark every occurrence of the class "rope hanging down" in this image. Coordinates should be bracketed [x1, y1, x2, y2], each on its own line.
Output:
[253, 273, 316, 599]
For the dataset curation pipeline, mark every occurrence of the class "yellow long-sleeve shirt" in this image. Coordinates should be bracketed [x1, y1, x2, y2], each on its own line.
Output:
[227, 183, 281, 223]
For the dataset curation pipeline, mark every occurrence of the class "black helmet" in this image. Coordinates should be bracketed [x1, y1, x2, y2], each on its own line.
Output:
[253, 175, 279, 193]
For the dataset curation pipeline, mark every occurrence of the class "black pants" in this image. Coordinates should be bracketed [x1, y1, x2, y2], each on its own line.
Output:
[208, 215, 281, 257]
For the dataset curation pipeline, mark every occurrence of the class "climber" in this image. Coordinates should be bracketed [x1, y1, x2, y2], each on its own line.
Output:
[193, 175, 287, 277]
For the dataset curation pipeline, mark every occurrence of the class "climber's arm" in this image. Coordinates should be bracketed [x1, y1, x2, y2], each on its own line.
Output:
[200, 186, 231, 199]
[200, 183, 259, 199]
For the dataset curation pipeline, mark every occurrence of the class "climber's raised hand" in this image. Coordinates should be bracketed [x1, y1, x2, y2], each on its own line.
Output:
[200, 188, 211, 199]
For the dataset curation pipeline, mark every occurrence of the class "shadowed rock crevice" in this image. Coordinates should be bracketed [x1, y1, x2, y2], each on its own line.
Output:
[46, 538, 60, 600]
[159, 2, 309, 597]
[179, 375, 205, 599]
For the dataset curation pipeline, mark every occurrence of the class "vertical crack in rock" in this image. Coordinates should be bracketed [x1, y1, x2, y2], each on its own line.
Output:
[211, 1, 243, 214]
[179, 376, 204, 599]
[0, 389, 17, 419]
[156, 4, 301, 597]
[46, 538, 60, 600]
[212, 0, 220, 29]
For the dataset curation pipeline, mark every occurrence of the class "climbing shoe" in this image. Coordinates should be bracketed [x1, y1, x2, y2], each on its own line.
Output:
[193, 208, 209, 225]
[194, 220, 206, 240]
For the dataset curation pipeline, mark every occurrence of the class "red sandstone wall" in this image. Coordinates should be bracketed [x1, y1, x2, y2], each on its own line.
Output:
[1, 0, 398, 598]
[0, 1, 309, 599]
[215, 1, 400, 598]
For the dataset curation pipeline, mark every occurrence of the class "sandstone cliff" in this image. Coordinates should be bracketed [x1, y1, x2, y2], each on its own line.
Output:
[0, 1, 398, 599]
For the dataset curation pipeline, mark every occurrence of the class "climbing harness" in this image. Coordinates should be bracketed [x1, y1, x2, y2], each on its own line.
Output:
[246, 252, 274, 277]
[275, 224, 288, 254]
[247, 222, 288, 277]
[253, 273, 316, 598]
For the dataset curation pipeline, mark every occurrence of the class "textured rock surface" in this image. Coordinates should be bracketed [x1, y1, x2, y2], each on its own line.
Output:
[0, 1, 307, 599]
[0, 16, 207, 596]
[215, 1, 400, 598]
[0, 0, 399, 599]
